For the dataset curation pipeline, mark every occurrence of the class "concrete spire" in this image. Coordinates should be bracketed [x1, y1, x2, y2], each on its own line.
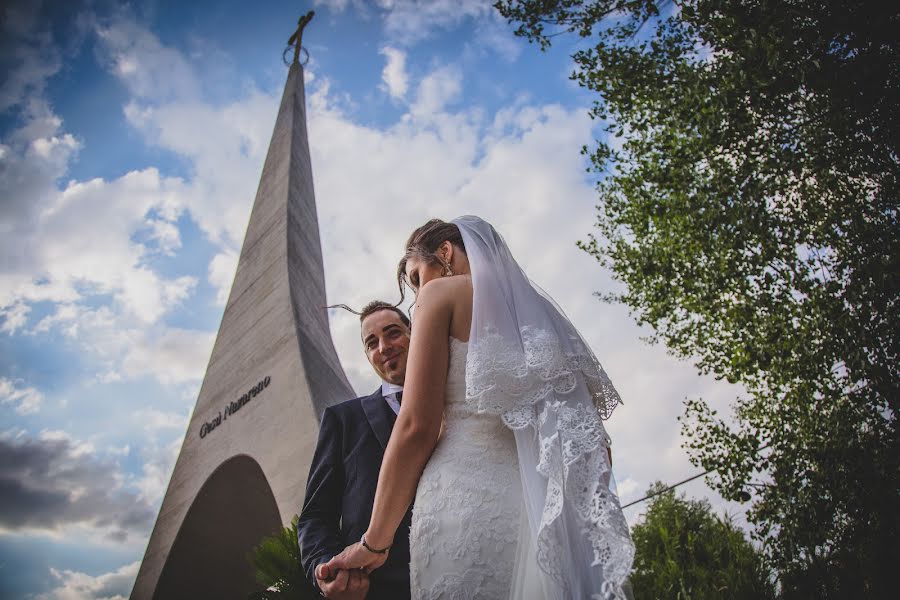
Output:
[131, 39, 353, 599]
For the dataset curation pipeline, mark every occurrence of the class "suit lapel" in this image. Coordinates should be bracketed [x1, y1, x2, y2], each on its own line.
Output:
[362, 387, 394, 450]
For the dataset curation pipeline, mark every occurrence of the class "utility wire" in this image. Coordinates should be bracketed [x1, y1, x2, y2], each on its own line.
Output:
[621, 467, 714, 509]
[620, 443, 770, 509]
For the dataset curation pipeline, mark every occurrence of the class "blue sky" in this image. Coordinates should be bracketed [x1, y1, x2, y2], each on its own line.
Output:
[0, 1, 746, 597]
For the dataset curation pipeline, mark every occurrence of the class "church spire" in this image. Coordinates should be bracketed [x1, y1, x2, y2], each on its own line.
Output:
[131, 15, 353, 598]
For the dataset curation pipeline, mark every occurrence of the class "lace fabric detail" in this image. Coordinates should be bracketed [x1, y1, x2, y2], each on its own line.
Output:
[466, 326, 622, 423]
[425, 570, 490, 600]
[410, 339, 522, 599]
[466, 326, 635, 598]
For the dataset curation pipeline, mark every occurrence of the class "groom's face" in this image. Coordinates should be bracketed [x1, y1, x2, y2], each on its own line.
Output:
[361, 309, 411, 386]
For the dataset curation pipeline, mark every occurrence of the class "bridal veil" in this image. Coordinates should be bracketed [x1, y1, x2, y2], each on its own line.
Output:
[453, 215, 634, 599]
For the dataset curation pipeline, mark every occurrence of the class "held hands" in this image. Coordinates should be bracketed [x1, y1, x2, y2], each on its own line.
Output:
[317, 537, 388, 599]
[315, 563, 370, 600]
[323, 539, 390, 574]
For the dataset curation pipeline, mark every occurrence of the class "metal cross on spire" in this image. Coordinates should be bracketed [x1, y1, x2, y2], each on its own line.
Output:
[287, 10, 315, 65]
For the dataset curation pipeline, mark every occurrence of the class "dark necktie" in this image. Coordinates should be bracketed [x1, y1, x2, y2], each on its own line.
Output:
[396, 391, 403, 405]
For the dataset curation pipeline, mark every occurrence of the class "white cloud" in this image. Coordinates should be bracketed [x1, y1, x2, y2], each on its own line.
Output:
[0, 15, 205, 396]
[315, 0, 514, 54]
[119, 328, 214, 385]
[0, 301, 30, 334]
[107, 444, 130, 457]
[380, 47, 409, 100]
[38, 429, 96, 458]
[313, 0, 358, 13]
[615, 477, 640, 503]
[135, 408, 189, 433]
[133, 436, 181, 506]
[0, 2, 62, 113]
[208, 250, 238, 305]
[0, 377, 43, 414]
[93, 14, 279, 251]
[30, 131, 79, 159]
[1, 109, 81, 305]
[381, 0, 494, 40]
[0, 102, 193, 319]
[121, 93, 278, 249]
[39, 560, 139, 600]
[93, 16, 199, 103]
[33, 303, 80, 334]
[469, 12, 522, 63]
[144, 218, 181, 255]
[410, 64, 462, 119]
[30, 303, 213, 387]
[0, 14, 260, 404]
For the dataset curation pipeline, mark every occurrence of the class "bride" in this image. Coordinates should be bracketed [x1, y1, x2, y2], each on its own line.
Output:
[325, 216, 634, 599]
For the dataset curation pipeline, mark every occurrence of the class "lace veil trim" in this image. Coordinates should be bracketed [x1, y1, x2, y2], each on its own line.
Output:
[465, 325, 621, 423]
[466, 326, 634, 597]
[454, 215, 634, 599]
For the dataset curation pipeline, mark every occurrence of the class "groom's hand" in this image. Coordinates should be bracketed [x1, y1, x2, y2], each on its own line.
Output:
[315, 563, 369, 600]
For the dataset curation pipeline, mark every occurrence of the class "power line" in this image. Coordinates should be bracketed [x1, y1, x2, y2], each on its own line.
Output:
[620, 467, 715, 509]
[620, 444, 769, 509]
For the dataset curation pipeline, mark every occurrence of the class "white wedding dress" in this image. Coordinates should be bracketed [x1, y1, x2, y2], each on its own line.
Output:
[406, 217, 634, 599]
[409, 337, 545, 599]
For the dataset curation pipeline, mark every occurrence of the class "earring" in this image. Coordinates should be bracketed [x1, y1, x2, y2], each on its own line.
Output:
[441, 261, 453, 277]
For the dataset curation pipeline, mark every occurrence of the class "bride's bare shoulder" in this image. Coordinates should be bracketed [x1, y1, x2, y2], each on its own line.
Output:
[415, 275, 471, 310]
[420, 273, 470, 293]
[416, 276, 472, 341]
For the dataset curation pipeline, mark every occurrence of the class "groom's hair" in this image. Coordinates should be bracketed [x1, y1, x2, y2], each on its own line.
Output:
[359, 300, 411, 328]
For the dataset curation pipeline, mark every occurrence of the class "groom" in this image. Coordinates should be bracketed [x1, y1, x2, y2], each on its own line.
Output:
[297, 301, 413, 599]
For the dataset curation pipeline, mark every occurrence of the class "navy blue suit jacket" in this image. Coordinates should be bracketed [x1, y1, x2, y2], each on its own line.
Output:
[297, 388, 412, 599]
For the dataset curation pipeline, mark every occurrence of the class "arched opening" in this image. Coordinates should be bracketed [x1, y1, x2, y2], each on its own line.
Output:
[154, 455, 281, 599]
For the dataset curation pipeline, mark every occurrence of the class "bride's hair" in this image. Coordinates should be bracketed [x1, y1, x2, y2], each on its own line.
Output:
[397, 219, 466, 303]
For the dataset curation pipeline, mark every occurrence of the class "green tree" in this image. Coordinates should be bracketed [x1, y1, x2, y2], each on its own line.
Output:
[496, 1, 899, 596]
[631, 483, 775, 599]
[247, 515, 317, 600]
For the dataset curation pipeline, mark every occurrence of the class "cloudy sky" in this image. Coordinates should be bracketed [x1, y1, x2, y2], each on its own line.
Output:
[0, 0, 746, 597]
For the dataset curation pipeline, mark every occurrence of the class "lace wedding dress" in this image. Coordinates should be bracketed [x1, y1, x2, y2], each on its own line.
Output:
[408, 216, 634, 599]
[409, 337, 542, 599]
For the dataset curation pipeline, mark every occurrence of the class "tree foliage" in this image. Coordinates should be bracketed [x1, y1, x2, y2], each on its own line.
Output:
[631, 483, 774, 599]
[247, 516, 317, 600]
[496, 0, 899, 596]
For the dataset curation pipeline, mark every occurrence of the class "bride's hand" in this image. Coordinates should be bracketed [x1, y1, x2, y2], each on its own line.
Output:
[324, 541, 389, 574]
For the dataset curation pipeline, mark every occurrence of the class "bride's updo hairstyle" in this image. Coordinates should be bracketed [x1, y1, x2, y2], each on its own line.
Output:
[397, 219, 466, 303]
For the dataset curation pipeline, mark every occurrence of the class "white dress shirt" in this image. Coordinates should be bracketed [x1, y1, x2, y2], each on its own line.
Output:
[380, 381, 403, 415]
